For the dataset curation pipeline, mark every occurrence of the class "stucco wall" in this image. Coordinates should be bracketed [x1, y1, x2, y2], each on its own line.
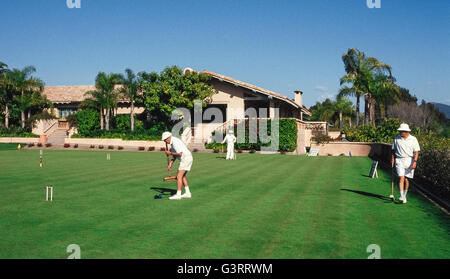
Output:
[310, 142, 392, 158]
[210, 79, 245, 121]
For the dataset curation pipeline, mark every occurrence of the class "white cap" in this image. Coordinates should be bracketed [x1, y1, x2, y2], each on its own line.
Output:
[161, 132, 172, 141]
[397, 123, 411, 132]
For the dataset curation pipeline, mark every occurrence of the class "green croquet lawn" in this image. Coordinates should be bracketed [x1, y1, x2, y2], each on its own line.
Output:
[0, 147, 449, 258]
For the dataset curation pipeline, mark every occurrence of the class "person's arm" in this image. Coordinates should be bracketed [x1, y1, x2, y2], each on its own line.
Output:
[411, 151, 419, 169]
[391, 150, 395, 168]
[411, 138, 420, 169]
[391, 141, 395, 168]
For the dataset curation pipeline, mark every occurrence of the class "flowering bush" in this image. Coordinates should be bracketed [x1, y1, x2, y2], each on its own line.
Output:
[64, 144, 70, 148]
[148, 146, 155, 151]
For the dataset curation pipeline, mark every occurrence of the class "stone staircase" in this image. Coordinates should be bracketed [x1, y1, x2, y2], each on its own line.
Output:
[47, 129, 68, 146]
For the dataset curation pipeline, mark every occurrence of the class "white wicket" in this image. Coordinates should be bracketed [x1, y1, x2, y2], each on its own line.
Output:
[46, 186, 53, 201]
[107, 153, 110, 160]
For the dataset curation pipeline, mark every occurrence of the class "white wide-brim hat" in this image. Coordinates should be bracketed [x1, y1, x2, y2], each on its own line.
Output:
[161, 132, 172, 141]
[397, 123, 411, 132]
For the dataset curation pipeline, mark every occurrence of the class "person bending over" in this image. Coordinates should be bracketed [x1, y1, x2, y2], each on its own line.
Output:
[162, 132, 193, 200]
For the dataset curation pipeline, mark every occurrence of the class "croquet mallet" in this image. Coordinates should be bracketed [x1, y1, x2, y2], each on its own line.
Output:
[163, 142, 177, 182]
[390, 166, 395, 201]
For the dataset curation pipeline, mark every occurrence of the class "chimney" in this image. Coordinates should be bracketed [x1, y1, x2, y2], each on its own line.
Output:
[294, 90, 303, 108]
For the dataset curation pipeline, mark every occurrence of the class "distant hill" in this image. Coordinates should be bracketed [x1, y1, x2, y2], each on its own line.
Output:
[431, 103, 450, 119]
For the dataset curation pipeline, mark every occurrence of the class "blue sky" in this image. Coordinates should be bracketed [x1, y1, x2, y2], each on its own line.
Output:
[1, 0, 449, 107]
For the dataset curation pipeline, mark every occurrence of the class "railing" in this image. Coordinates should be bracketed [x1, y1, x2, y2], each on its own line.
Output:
[42, 119, 59, 136]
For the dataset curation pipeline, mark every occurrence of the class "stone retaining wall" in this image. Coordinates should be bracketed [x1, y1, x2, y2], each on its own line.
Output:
[0, 137, 40, 144]
[65, 138, 165, 148]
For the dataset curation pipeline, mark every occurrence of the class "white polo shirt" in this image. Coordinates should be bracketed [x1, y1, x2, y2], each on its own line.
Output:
[170, 136, 192, 160]
[392, 135, 420, 158]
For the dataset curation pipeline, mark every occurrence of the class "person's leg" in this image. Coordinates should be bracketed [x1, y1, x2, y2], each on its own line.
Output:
[399, 176, 405, 200]
[182, 172, 191, 197]
[176, 170, 186, 192]
[226, 146, 231, 159]
[182, 172, 188, 187]
[404, 178, 409, 198]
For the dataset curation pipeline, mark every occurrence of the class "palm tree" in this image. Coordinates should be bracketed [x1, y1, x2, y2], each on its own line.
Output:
[333, 96, 354, 134]
[84, 72, 120, 131]
[0, 62, 8, 74]
[339, 48, 393, 125]
[118, 69, 139, 131]
[0, 63, 11, 127]
[369, 73, 399, 121]
[8, 66, 44, 128]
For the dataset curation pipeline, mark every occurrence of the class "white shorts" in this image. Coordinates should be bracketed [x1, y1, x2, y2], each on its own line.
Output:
[395, 157, 415, 179]
[179, 155, 193, 171]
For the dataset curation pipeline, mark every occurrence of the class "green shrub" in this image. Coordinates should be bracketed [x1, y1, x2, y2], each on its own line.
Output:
[113, 114, 144, 131]
[278, 119, 297, 152]
[0, 127, 38, 138]
[344, 118, 402, 143]
[205, 142, 225, 150]
[312, 133, 332, 144]
[415, 135, 450, 200]
[75, 109, 100, 136]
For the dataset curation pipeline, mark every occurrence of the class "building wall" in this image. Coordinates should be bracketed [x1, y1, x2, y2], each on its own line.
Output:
[209, 79, 245, 121]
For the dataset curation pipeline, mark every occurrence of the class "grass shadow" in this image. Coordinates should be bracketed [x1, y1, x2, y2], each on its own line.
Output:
[150, 187, 177, 196]
[341, 188, 400, 204]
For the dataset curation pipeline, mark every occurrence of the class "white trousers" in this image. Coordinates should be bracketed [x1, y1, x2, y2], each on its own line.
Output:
[226, 145, 235, 160]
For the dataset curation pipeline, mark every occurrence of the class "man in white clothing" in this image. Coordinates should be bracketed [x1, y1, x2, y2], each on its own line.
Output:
[391, 123, 420, 204]
[162, 132, 193, 200]
[221, 130, 237, 160]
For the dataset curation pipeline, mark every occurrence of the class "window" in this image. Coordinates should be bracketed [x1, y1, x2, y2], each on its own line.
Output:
[58, 108, 77, 118]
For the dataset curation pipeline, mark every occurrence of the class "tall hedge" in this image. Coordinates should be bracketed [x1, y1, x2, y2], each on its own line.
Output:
[415, 135, 450, 201]
[212, 118, 297, 152]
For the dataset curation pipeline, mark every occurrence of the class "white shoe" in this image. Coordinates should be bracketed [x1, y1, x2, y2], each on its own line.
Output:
[181, 193, 192, 199]
[398, 196, 404, 202]
[403, 198, 407, 204]
[169, 195, 182, 200]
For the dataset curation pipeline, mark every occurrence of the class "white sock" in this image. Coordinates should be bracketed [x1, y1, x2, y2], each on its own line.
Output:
[184, 186, 191, 194]
[400, 190, 404, 199]
[176, 190, 182, 196]
[404, 190, 408, 198]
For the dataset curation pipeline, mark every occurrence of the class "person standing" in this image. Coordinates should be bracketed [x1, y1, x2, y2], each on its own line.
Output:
[162, 132, 193, 200]
[221, 130, 237, 160]
[391, 123, 420, 204]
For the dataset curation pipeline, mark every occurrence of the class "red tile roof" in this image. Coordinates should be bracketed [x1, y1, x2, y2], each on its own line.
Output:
[43, 85, 96, 103]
